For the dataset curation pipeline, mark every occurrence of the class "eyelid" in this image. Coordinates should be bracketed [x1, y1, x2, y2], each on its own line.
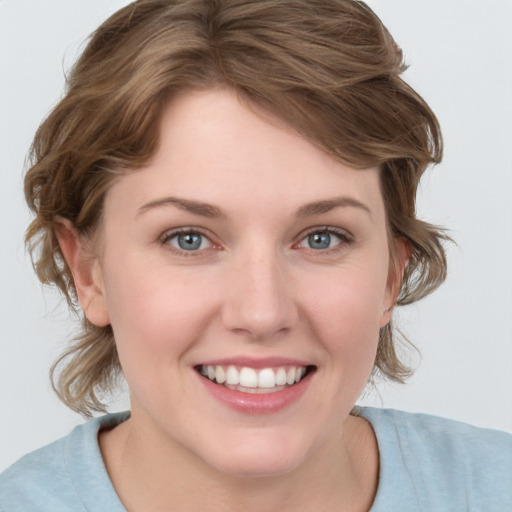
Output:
[299, 225, 353, 240]
[158, 225, 353, 256]
[294, 226, 354, 250]
[160, 227, 220, 255]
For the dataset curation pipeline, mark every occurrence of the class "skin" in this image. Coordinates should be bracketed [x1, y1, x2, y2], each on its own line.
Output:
[57, 89, 408, 512]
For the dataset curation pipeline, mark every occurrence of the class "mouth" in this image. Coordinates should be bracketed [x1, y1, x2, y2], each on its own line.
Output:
[195, 364, 316, 394]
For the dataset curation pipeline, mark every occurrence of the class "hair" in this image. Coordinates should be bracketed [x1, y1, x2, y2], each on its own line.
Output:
[25, 0, 448, 416]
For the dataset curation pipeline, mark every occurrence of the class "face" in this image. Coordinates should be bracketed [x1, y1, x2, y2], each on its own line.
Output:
[79, 89, 398, 477]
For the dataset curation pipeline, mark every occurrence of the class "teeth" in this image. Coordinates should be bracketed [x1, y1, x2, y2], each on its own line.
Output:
[199, 364, 309, 390]
[275, 368, 287, 386]
[239, 367, 258, 388]
[215, 365, 226, 384]
[258, 368, 276, 388]
[226, 366, 239, 385]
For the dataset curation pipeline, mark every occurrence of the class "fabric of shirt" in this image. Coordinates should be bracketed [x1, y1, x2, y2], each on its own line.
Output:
[1, 408, 510, 511]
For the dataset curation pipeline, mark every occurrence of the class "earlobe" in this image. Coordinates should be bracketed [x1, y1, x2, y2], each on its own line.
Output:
[379, 238, 411, 327]
[54, 217, 110, 327]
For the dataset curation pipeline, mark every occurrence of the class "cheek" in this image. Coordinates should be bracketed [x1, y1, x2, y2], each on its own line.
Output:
[102, 260, 218, 360]
[309, 261, 386, 319]
[303, 265, 386, 358]
[101, 263, 223, 409]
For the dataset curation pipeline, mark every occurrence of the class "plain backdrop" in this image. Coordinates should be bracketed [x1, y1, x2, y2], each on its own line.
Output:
[1, 0, 511, 472]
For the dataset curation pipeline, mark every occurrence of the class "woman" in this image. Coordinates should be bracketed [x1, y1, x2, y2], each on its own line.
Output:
[1, 1, 510, 511]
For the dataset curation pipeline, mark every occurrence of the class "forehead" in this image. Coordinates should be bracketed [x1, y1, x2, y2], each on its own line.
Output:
[104, 89, 385, 221]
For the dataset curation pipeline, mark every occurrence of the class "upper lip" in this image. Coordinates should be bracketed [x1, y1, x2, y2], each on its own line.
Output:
[196, 356, 313, 369]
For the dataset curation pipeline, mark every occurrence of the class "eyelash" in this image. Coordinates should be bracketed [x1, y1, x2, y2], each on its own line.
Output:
[160, 226, 353, 256]
[160, 228, 217, 257]
[295, 226, 354, 253]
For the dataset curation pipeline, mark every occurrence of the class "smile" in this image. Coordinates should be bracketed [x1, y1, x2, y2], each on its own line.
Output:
[197, 365, 314, 394]
[195, 361, 316, 414]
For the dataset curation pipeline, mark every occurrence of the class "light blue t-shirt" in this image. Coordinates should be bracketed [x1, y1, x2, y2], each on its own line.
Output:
[1, 408, 511, 511]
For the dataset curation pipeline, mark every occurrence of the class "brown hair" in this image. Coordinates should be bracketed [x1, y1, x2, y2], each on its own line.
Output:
[25, 0, 448, 416]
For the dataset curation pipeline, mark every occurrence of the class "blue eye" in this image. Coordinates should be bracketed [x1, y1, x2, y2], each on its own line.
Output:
[298, 229, 348, 250]
[165, 231, 212, 251]
[308, 232, 332, 249]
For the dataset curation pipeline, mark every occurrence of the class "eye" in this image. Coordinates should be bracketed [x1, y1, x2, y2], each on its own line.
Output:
[163, 230, 212, 252]
[297, 228, 350, 251]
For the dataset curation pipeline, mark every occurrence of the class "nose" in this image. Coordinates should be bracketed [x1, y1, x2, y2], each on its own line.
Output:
[221, 246, 299, 341]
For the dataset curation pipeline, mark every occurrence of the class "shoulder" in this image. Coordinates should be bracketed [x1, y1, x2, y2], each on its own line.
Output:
[0, 435, 72, 512]
[0, 412, 129, 512]
[360, 407, 512, 512]
[366, 407, 512, 469]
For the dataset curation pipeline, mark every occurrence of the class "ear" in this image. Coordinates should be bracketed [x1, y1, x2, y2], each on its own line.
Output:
[54, 217, 110, 327]
[379, 238, 411, 327]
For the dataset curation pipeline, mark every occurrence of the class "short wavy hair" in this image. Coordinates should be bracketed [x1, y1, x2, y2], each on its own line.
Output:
[24, 0, 448, 416]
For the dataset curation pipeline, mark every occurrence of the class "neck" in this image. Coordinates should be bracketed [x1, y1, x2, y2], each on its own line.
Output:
[99, 413, 378, 512]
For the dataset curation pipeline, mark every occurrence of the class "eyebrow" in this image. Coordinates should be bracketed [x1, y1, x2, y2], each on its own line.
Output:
[296, 197, 371, 217]
[137, 197, 225, 219]
[137, 195, 370, 219]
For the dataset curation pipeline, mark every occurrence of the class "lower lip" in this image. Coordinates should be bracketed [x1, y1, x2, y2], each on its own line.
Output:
[197, 371, 313, 415]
